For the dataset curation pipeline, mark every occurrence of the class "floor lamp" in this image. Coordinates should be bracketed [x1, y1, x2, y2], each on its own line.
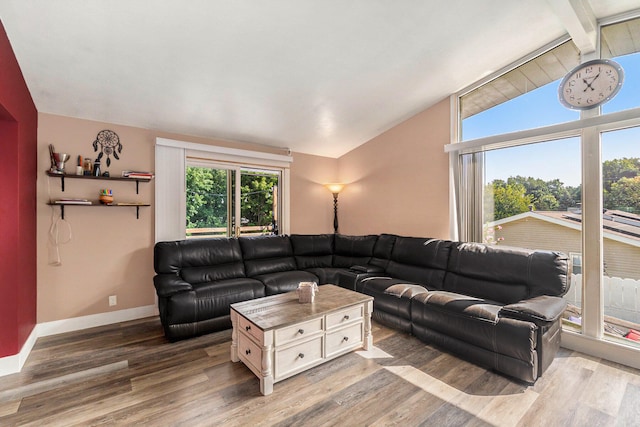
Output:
[324, 183, 345, 234]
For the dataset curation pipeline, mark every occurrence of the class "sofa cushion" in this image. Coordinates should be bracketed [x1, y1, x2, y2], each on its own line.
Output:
[384, 237, 452, 289]
[154, 238, 245, 279]
[164, 278, 265, 323]
[333, 234, 378, 267]
[304, 267, 350, 285]
[412, 291, 537, 362]
[254, 270, 320, 295]
[357, 278, 420, 321]
[444, 242, 568, 304]
[239, 235, 297, 277]
[369, 233, 397, 269]
[290, 234, 334, 269]
[384, 284, 429, 299]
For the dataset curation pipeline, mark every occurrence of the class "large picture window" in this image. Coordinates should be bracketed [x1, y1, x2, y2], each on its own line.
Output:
[460, 41, 580, 141]
[451, 15, 640, 358]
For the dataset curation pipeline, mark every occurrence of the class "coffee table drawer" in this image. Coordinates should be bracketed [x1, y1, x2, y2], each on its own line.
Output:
[275, 317, 323, 346]
[238, 332, 262, 373]
[275, 336, 323, 380]
[326, 322, 363, 358]
[238, 315, 263, 344]
[326, 305, 363, 329]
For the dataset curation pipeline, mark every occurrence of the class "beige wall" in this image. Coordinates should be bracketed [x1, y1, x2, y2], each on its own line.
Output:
[37, 97, 452, 322]
[37, 113, 330, 322]
[38, 114, 156, 322]
[289, 152, 338, 234]
[337, 98, 450, 238]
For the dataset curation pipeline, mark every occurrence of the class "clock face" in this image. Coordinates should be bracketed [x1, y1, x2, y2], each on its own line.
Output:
[559, 59, 624, 110]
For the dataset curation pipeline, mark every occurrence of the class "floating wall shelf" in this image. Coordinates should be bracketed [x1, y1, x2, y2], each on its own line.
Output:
[46, 170, 152, 193]
[46, 171, 152, 219]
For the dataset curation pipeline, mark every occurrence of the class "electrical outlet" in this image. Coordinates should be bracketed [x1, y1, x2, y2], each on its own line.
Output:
[109, 295, 117, 306]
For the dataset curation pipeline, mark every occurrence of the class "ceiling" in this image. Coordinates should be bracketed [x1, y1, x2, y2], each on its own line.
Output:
[1, 1, 639, 158]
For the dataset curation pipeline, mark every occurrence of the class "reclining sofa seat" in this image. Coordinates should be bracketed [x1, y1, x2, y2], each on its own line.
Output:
[238, 235, 318, 295]
[153, 238, 265, 341]
[355, 236, 453, 333]
[411, 242, 569, 383]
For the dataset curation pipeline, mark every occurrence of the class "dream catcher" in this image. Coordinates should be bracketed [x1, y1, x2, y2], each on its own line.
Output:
[93, 129, 122, 167]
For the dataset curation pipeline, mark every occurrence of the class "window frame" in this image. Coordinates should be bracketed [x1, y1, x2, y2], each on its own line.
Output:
[185, 160, 283, 238]
[155, 137, 292, 242]
[448, 12, 640, 369]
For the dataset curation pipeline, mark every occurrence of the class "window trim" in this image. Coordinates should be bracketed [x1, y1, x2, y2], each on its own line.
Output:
[569, 252, 583, 275]
[185, 160, 284, 238]
[155, 137, 292, 242]
[446, 106, 640, 155]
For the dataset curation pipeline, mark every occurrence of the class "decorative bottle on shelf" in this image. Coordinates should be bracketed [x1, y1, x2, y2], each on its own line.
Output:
[83, 158, 92, 175]
[93, 159, 101, 177]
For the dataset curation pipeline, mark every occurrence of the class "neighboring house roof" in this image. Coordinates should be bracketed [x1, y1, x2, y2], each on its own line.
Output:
[490, 209, 640, 248]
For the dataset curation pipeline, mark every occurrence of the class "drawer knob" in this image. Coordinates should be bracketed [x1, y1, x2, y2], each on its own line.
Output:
[343, 336, 349, 342]
[245, 349, 251, 355]
[245, 325, 251, 331]
[298, 329, 304, 334]
[343, 315, 350, 320]
[298, 353, 305, 359]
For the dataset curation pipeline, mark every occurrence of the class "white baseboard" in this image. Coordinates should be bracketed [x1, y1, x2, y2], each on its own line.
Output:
[0, 326, 39, 378]
[36, 305, 158, 337]
[0, 305, 158, 378]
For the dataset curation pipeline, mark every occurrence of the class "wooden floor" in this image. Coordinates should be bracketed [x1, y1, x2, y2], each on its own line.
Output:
[1, 318, 639, 427]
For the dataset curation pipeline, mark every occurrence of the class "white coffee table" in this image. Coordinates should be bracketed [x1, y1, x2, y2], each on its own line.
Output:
[230, 284, 373, 395]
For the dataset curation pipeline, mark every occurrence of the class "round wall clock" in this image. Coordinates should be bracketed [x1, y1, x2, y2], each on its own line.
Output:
[558, 58, 624, 110]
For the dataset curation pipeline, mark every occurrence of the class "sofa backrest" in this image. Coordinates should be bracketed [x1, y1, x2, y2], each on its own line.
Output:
[332, 234, 378, 267]
[385, 237, 452, 289]
[369, 234, 397, 270]
[290, 234, 334, 269]
[444, 242, 569, 304]
[154, 238, 246, 284]
[239, 235, 297, 277]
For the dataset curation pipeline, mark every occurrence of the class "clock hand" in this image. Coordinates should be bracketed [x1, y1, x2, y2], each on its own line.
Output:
[583, 73, 601, 92]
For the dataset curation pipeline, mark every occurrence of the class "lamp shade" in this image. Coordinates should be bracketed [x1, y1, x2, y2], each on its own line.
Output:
[324, 183, 345, 194]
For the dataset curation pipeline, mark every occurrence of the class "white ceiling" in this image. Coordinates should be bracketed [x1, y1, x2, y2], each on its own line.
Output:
[1, 1, 639, 158]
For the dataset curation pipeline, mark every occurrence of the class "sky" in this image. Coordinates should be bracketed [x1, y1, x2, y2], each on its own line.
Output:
[463, 52, 640, 187]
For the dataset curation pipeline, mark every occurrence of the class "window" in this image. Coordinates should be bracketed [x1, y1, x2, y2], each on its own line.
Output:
[451, 14, 640, 358]
[155, 138, 292, 242]
[601, 18, 640, 115]
[469, 137, 583, 335]
[460, 40, 579, 141]
[185, 164, 281, 238]
[601, 126, 640, 346]
[569, 252, 582, 275]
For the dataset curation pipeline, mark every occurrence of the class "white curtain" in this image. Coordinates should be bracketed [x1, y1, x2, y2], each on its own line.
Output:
[155, 142, 186, 242]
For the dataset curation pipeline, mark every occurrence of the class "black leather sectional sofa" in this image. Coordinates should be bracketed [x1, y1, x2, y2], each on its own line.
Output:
[153, 233, 569, 383]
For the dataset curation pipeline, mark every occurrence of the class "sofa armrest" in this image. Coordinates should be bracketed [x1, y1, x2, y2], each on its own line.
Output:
[350, 264, 384, 274]
[499, 296, 567, 327]
[153, 274, 193, 298]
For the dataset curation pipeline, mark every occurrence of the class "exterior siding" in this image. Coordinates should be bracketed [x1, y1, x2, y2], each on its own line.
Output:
[496, 217, 640, 280]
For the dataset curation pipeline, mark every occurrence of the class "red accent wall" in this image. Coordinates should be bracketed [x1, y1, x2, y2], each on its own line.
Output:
[0, 21, 37, 358]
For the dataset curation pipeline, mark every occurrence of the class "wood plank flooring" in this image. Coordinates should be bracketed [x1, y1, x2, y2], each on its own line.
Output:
[1, 317, 639, 426]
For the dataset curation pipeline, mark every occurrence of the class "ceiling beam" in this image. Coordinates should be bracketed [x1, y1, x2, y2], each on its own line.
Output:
[546, 0, 598, 54]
